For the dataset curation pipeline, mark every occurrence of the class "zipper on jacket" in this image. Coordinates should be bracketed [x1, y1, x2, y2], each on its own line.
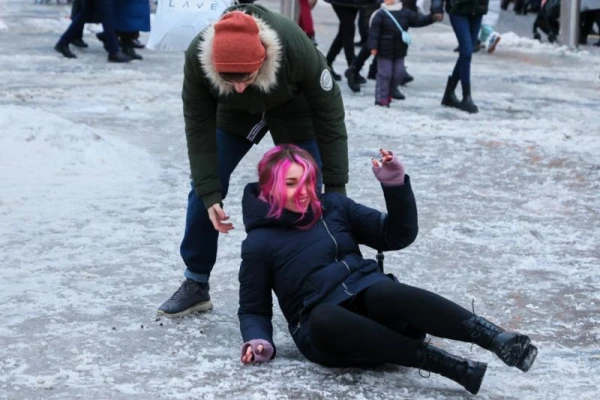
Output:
[321, 217, 339, 262]
[322, 217, 354, 296]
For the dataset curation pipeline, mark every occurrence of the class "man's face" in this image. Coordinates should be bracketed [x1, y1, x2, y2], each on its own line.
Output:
[226, 70, 260, 93]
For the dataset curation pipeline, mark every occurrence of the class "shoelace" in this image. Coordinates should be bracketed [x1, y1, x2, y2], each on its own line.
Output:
[418, 338, 432, 378]
[171, 280, 195, 300]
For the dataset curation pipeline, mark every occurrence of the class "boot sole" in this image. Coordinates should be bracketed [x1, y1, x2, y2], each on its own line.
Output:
[516, 344, 538, 372]
[497, 334, 531, 367]
[157, 300, 213, 318]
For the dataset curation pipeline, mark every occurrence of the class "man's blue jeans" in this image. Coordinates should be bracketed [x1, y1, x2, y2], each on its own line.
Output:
[181, 129, 322, 283]
[449, 14, 483, 85]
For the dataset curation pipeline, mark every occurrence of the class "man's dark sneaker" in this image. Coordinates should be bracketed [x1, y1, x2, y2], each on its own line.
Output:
[108, 51, 132, 63]
[71, 38, 88, 48]
[54, 43, 77, 59]
[158, 279, 213, 317]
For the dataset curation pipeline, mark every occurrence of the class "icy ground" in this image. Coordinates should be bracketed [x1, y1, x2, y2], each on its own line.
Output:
[0, 0, 599, 399]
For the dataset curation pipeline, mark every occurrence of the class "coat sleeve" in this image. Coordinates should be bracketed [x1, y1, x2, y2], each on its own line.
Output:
[238, 235, 276, 358]
[344, 175, 418, 251]
[181, 35, 221, 209]
[367, 10, 383, 51]
[409, 11, 435, 28]
[293, 29, 349, 189]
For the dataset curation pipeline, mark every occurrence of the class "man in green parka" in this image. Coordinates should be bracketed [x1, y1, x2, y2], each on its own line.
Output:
[158, 4, 349, 317]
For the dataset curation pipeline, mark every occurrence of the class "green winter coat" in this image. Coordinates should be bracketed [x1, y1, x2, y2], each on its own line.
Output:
[182, 4, 349, 209]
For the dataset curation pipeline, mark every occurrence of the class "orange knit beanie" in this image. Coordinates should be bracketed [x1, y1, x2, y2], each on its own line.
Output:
[212, 12, 266, 73]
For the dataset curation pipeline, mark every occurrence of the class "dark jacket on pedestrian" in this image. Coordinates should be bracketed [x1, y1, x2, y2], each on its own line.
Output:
[238, 176, 418, 358]
[183, 4, 349, 208]
[430, 0, 489, 16]
[368, 2, 435, 59]
[113, 0, 151, 32]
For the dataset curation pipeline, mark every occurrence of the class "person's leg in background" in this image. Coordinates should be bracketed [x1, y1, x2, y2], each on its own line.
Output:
[55, 0, 94, 58]
[158, 130, 253, 317]
[326, 5, 358, 75]
[326, 5, 347, 80]
[345, 43, 370, 92]
[375, 56, 393, 107]
[448, 14, 480, 113]
[92, 0, 130, 62]
[390, 57, 406, 100]
[479, 0, 502, 53]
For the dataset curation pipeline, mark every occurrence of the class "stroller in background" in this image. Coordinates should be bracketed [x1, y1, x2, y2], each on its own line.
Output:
[533, 0, 561, 42]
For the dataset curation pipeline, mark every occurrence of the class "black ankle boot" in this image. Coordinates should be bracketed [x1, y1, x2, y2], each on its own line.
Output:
[54, 43, 77, 59]
[457, 83, 479, 114]
[417, 343, 487, 395]
[345, 67, 361, 92]
[391, 87, 405, 100]
[120, 39, 143, 60]
[463, 316, 538, 372]
[367, 62, 377, 80]
[108, 50, 132, 63]
[441, 76, 460, 108]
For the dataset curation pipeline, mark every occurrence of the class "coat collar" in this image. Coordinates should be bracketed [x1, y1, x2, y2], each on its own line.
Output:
[198, 13, 282, 96]
[242, 183, 317, 233]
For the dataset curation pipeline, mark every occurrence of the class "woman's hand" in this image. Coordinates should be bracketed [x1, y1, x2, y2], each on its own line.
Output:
[372, 149, 406, 187]
[433, 13, 444, 22]
[240, 339, 274, 364]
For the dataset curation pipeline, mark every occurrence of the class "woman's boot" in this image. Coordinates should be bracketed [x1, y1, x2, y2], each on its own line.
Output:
[345, 66, 361, 92]
[120, 39, 142, 60]
[463, 316, 538, 372]
[417, 343, 487, 395]
[457, 83, 479, 114]
[441, 76, 460, 108]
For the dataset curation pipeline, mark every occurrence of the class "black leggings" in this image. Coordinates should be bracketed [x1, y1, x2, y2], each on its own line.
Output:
[305, 280, 474, 368]
[326, 5, 359, 67]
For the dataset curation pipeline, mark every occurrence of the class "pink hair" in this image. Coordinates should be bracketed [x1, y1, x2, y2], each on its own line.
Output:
[257, 144, 322, 229]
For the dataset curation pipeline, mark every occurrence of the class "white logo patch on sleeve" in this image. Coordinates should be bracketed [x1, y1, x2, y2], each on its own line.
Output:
[320, 69, 333, 91]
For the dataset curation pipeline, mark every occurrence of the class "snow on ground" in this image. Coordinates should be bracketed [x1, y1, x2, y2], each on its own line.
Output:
[0, 1, 599, 399]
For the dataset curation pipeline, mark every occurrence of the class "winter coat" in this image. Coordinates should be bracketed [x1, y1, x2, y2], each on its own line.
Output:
[71, 0, 150, 31]
[238, 177, 418, 358]
[430, 0, 489, 16]
[367, 3, 435, 59]
[183, 4, 348, 209]
[71, 0, 101, 23]
[113, 0, 151, 32]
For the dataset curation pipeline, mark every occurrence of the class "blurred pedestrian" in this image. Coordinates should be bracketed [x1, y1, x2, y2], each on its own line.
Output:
[434, 0, 490, 114]
[55, 0, 131, 62]
[368, 0, 442, 106]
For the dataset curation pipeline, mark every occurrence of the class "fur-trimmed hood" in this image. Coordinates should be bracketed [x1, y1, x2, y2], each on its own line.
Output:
[198, 13, 282, 96]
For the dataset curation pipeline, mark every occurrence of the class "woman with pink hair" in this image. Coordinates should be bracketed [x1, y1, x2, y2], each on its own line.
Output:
[238, 144, 537, 395]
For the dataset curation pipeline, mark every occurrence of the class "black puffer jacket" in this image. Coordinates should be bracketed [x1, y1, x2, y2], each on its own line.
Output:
[430, 0, 489, 16]
[238, 177, 418, 357]
[367, 3, 434, 59]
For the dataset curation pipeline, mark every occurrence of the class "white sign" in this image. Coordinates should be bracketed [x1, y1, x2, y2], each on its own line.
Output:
[147, 0, 233, 51]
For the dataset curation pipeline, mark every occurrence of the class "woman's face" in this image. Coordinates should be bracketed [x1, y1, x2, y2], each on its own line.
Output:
[284, 162, 310, 213]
